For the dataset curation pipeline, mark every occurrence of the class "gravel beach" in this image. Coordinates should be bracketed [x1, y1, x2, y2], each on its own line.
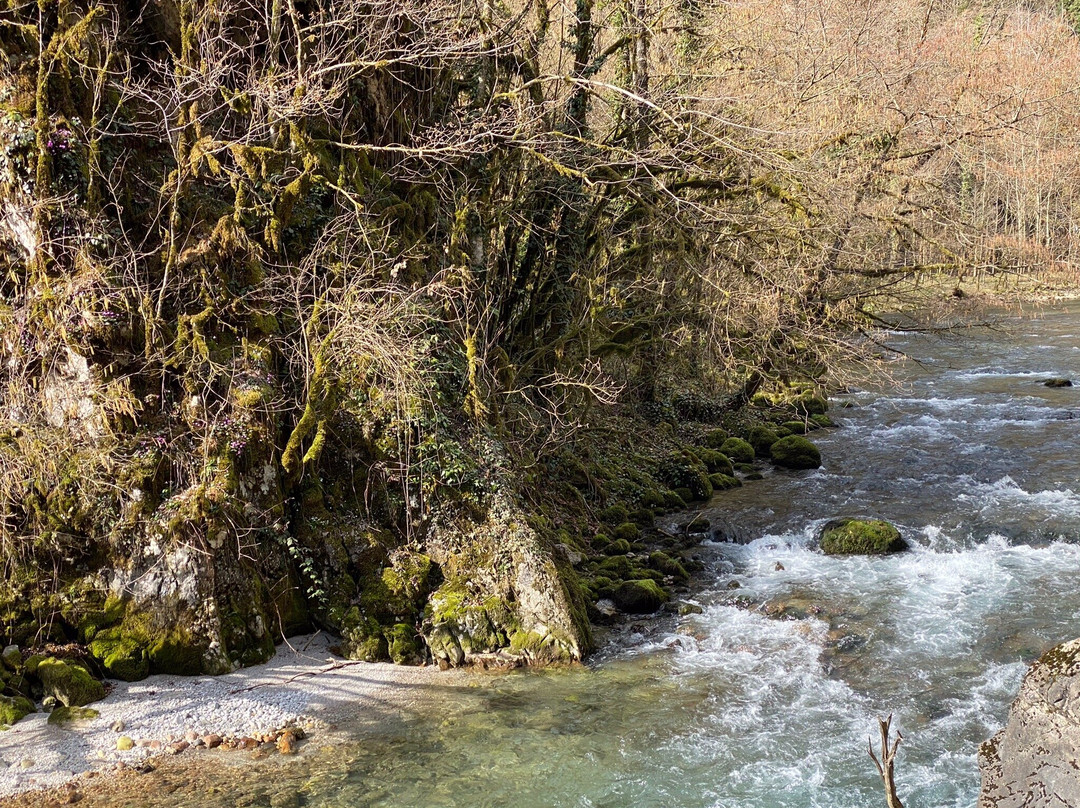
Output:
[0, 633, 450, 802]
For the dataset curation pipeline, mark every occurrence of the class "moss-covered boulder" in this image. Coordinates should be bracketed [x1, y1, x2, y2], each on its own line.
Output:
[611, 579, 669, 613]
[794, 393, 828, 415]
[649, 552, 689, 582]
[708, 473, 742, 491]
[747, 426, 780, 456]
[695, 448, 734, 476]
[0, 695, 34, 726]
[598, 504, 631, 525]
[612, 522, 640, 542]
[704, 429, 729, 449]
[770, 436, 821, 469]
[819, 518, 907, 555]
[657, 453, 713, 501]
[37, 658, 105, 707]
[89, 629, 149, 682]
[386, 624, 424, 665]
[719, 438, 754, 464]
[782, 420, 808, 435]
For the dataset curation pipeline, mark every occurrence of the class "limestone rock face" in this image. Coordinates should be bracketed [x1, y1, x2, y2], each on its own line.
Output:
[979, 638, 1080, 807]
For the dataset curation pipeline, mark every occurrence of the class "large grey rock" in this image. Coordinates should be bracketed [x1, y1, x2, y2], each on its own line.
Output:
[979, 638, 1080, 807]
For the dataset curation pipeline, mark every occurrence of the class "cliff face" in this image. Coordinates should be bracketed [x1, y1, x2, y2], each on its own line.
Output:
[979, 639, 1080, 808]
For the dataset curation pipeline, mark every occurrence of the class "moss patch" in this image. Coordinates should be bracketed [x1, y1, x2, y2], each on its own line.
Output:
[819, 518, 906, 555]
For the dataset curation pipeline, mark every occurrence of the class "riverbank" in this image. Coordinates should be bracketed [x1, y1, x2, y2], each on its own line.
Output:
[0, 633, 457, 805]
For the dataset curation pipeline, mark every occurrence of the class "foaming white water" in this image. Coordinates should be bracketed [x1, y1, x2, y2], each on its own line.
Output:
[957, 476, 1080, 520]
[643, 534, 1080, 808]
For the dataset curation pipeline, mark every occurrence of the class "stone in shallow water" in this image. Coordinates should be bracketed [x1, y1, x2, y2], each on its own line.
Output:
[818, 518, 906, 555]
[1043, 378, 1072, 387]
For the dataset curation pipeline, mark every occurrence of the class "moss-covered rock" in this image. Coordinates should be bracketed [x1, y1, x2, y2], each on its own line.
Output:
[703, 428, 729, 449]
[89, 629, 149, 682]
[708, 473, 742, 491]
[47, 705, 100, 725]
[598, 504, 630, 525]
[720, 438, 754, 464]
[611, 580, 669, 614]
[770, 436, 821, 469]
[36, 658, 105, 707]
[811, 414, 835, 428]
[747, 426, 780, 456]
[649, 552, 689, 581]
[695, 448, 734, 476]
[612, 522, 640, 542]
[782, 420, 808, 435]
[386, 623, 424, 665]
[0, 695, 34, 726]
[819, 518, 907, 555]
[597, 554, 634, 579]
[662, 490, 686, 510]
[795, 393, 828, 415]
[603, 538, 632, 556]
[657, 453, 713, 502]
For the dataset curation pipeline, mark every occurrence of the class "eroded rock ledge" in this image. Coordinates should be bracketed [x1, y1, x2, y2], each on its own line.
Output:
[979, 638, 1080, 807]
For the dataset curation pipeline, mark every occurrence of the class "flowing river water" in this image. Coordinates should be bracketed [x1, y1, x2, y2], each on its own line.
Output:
[84, 303, 1080, 808]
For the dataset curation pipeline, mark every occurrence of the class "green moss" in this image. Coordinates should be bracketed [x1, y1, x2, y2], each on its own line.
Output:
[639, 490, 666, 510]
[747, 426, 780, 456]
[782, 420, 808, 435]
[47, 706, 99, 725]
[696, 448, 734, 476]
[704, 429, 728, 449]
[89, 628, 149, 682]
[719, 438, 754, 464]
[385, 623, 423, 665]
[811, 414, 836, 428]
[37, 658, 105, 707]
[612, 522, 640, 542]
[603, 538, 632, 556]
[597, 554, 633, 579]
[708, 473, 741, 490]
[610, 579, 669, 613]
[0, 695, 33, 726]
[662, 490, 686, 509]
[649, 552, 689, 581]
[770, 436, 821, 469]
[795, 393, 828, 416]
[673, 486, 694, 503]
[598, 504, 630, 525]
[819, 518, 907, 555]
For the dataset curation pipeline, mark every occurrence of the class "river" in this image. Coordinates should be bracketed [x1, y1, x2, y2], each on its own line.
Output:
[80, 303, 1080, 807]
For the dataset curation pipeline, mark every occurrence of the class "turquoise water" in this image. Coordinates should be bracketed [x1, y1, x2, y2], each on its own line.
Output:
[86, 303, 1080, 807]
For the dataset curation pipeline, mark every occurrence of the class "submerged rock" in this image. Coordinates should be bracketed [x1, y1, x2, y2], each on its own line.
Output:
[979, 638, 1080, 807]
[819, 518, 906, 555]
[1043, 378, 1073, 388]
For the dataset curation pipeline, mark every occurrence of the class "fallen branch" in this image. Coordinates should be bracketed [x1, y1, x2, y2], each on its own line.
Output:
[868, 714, 905, 808]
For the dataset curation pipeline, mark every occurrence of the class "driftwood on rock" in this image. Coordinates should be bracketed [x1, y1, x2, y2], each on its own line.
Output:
[868, 715, 905, 808]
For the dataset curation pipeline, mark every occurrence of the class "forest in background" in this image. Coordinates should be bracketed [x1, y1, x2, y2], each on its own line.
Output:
[0, 0, 1076, 675]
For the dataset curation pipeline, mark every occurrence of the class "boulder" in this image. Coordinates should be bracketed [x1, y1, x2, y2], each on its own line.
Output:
[611, 579, 669, 614]
[36, 657, 106, 707]
[980, 638, 1080, 807]
[719, 437, 755, 464]
[0, 695, 34, 726]
[747, 426, 780, 456]
[1044, 378, 1073, 388]
[770, 436, 821, 469]
[819, 518, 906, 555]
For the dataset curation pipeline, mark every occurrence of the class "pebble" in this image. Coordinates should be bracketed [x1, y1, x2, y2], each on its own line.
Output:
[203, 734, 222, 749]
[111, 720, 125, 733]
[116, 737, 134, 751]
